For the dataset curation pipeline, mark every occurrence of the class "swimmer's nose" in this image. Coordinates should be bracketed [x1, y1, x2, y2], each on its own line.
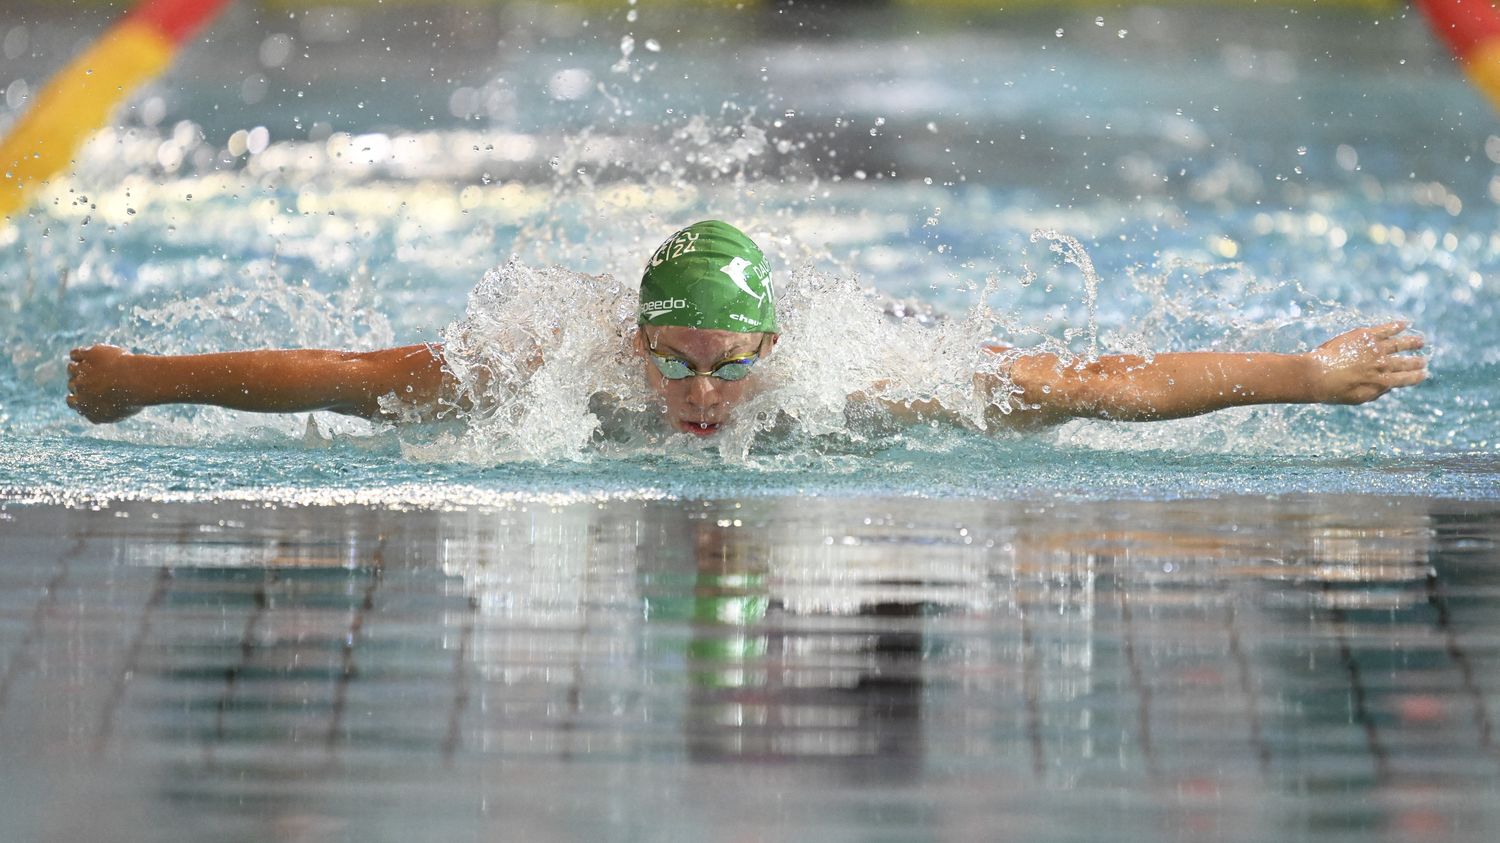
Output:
[684, 374, 723, 411]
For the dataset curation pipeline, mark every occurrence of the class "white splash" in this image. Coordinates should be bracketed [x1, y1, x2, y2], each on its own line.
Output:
[403, 256, 1029, 465]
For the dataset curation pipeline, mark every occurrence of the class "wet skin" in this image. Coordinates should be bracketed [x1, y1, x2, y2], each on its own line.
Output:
[65, 323, 1425, 432]
[635, 325, 776, 437]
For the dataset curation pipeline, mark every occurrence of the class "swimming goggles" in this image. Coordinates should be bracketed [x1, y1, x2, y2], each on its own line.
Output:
[649, 349, 760, 382]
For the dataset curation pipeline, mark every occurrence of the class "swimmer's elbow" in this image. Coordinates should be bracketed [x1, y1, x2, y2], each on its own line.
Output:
[1002, 354, 1091, 417]
[342, 344, 450, 422]
[986, 403, 1068, 433]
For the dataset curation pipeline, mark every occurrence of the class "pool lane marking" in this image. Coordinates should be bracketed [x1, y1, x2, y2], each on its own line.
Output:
[441, 594, 480, 765]
[1424, 571, 1500, 769]
[0, 538, 86, 724]
[1116, 584, 1160, 780]
[1222, 603, 1273, 777]
[204, 577, 273, 768]
[559, 522, 601, 763]
[0, 0, 234, 220]
[1326, 595, 1393, 783]
[92, 565, 173, 756]
[1018, 603, 1046, 779]
[324, 536, 386, 758]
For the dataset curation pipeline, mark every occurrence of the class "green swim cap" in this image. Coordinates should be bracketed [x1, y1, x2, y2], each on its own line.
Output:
[638, 220, 778, 334]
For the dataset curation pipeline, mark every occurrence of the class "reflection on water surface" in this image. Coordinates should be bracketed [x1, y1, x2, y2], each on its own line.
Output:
[1, 495, 1498, 841]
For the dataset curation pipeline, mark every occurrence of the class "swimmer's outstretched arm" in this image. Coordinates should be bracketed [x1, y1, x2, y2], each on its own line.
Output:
[66, 343, 458, 424]
[991, 322, 1427, 428]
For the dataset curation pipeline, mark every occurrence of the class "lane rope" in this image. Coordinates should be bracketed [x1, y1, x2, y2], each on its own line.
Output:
[0, 0, 233, 220]
[1417, 0, 1500, 112]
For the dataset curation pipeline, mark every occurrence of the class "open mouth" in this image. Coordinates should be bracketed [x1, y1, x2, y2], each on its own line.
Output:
[677, 419, 722, 437]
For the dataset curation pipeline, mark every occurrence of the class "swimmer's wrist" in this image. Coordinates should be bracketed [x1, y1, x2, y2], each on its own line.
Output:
[1293, 352, 1327, 403]
[122, 353, 192, 407]
[116, 352, 164, 407]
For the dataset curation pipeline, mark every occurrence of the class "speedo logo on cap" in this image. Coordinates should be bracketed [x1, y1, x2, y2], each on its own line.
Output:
[641, 297, 688, 319]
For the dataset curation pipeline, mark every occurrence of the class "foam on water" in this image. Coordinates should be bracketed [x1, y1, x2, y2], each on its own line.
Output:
[424, 255, 1029, 464]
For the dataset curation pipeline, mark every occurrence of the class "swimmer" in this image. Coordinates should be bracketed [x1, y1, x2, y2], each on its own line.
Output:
[66, 219, 1428, 435]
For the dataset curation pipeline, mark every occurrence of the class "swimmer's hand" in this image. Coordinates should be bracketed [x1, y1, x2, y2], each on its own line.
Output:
[68, 345, 145, 424]
[1307, 321, 1427, 405]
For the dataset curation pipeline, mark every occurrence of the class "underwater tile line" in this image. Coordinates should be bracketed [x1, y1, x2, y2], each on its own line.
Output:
[1222, 602, 1274, 777]
[1423, 570, 1500, 772]
[1115, 583, 1159, 782]
[1326, 595, 1393, 784]
[441, 593, 479, 765]
[0, 537, 85, 726]
[1018, 603, 1045, 779]
[93, 565, 172, 757]
[324, 536, 386, 759]
[206, 575, 272, 769]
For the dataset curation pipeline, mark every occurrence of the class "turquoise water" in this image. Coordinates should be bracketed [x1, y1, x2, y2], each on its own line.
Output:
[0, 5, 1497, 501]
[5, 7, 1500, 841]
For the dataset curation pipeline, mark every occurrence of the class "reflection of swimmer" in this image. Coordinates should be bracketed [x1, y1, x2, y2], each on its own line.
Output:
[644, 515, 926, 777]
[67, 220, 1427, 437]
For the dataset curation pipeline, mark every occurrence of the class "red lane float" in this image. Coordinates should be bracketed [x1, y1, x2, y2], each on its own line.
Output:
[1417, 0, 1500, 113]
[0, 0, 233, 220]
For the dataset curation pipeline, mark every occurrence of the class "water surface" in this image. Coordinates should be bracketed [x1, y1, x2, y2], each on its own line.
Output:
[1, 5, 1496, 501]
[2, 495, 1498, 841]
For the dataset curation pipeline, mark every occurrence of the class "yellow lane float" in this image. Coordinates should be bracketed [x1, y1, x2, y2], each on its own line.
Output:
[0, 0, 233, 220]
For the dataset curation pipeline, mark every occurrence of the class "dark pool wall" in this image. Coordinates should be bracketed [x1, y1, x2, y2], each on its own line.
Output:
[3, 495, 1498, 841]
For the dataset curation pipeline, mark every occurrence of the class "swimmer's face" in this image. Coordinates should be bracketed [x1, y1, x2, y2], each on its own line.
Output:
[636, 325, 776, 438]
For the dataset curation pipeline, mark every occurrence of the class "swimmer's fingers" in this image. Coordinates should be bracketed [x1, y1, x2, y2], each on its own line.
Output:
[1371, 320, 1409, 339]
[1379, 369, 1428, 389]
[1380, 334, 1425, 355]
[1382, 356, 1426, 374]
[70, 344, 127, 360]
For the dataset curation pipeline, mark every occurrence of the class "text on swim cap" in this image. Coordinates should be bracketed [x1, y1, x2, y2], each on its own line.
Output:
[720, 256, 776, 305]
[641, 297, 688, 319]
[648, 230, 701, 269]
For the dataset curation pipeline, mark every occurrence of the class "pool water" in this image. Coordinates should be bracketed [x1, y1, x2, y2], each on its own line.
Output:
[4, 495, 1500, 841]
[2, 2, 1500, 839]
[0, 4, 1497, 501]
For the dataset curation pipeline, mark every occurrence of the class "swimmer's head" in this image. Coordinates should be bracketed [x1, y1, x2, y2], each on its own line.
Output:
[636, 221, 779, 437]
[638, 220, 777, 334]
